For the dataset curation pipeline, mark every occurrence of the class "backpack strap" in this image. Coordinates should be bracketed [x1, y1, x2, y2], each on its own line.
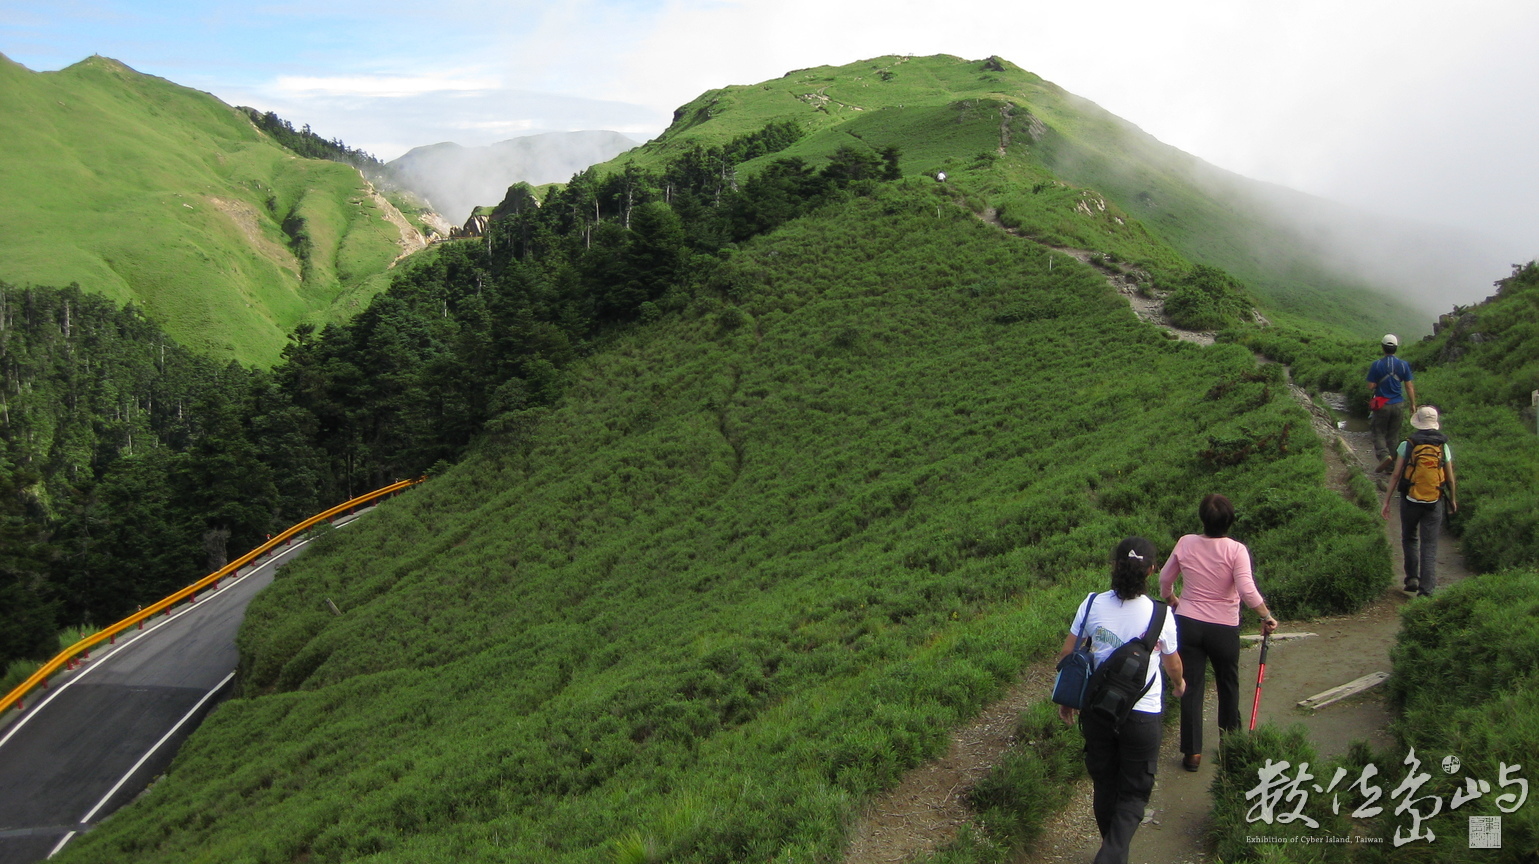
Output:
[1127, 600, 1168, 708]
[1139, 600, 1168, 651]
[1374, 357, 1409, 387]
[1073, 592, 1097, 645]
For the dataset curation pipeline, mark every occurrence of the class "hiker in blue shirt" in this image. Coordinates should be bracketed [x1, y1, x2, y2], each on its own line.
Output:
[1367, 334, 1417, 472]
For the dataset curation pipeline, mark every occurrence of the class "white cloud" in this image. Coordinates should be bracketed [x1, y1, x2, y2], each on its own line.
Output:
[270, 74, 502, 97]
[450, 119, 546, 132]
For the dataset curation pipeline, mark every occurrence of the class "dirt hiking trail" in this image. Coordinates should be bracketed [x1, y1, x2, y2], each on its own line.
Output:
[843, 365, 1475, 863]
[1023, 411, 1475, 864]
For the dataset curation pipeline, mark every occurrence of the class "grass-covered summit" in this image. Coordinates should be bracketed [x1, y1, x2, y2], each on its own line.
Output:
[0, 53, 422, 365]
[603, 54, 1433, 337]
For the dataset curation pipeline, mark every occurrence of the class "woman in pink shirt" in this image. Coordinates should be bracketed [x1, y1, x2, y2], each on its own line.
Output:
[1159, 494, 1279, 772]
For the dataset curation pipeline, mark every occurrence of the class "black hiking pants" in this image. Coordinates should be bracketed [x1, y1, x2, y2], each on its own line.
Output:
[1082, 708, 1162, 864]
[1175, 614, 1241, 757]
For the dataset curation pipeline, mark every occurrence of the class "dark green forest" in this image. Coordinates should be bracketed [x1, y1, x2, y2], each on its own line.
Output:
[241, 108, 387, 172]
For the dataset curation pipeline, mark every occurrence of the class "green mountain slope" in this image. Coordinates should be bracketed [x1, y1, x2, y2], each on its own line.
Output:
[59, 183, 1387, 863]
[606, 54, 1437, 337]
[0, 54, 418, 365]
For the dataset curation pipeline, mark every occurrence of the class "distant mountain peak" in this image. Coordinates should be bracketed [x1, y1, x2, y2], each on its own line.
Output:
[386, 130, 637, 223]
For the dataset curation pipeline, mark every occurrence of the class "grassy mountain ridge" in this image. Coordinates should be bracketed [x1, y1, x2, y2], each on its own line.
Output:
[0, 53, 415, 365]
[58, 182, 1387, 863]
[602, 54, 1449, 337]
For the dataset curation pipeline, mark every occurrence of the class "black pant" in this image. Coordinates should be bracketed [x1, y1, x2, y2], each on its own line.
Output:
[1082, 709, 1162, 864]
[1175, 614, 1241, 757]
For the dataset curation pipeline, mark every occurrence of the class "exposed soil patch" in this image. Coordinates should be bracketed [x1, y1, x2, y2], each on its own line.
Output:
[358, 175, 428, 267]
[206, 196, 301, 277]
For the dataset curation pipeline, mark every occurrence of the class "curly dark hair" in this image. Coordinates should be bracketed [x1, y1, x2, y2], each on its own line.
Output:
[1111, 536, 1157, 600]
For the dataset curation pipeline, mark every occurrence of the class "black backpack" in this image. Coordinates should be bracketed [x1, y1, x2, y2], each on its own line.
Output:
[1085, 600, 1168, 728]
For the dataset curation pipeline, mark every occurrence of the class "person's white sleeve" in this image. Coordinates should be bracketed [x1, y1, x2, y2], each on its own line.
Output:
[1158, 605, 1179, 654]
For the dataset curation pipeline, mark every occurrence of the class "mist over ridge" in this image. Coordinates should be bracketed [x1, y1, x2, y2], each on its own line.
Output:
[570, 52, 1507, 335]
[386, 130, 638, 224]
[1043, 88, 1518, 322]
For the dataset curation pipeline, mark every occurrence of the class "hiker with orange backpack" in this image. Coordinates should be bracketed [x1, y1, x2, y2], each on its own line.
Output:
[1380, 406, 1458, 597]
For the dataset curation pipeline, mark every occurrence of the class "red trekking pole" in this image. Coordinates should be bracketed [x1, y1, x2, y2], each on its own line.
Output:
[1249, 630, 1272, 731]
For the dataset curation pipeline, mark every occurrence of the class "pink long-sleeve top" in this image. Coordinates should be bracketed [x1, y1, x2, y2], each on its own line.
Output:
[1158, 534, 1264, 626]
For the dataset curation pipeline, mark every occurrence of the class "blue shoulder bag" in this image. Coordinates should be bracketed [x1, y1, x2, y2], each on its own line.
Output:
[1052, 592, 1098, 709]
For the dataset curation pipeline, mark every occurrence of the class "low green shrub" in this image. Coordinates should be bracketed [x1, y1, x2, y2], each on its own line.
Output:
[1210, 726, 1364, 863]
[1164, 265, 1256, 331]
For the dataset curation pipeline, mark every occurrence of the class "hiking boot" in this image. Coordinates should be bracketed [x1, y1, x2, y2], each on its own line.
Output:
[1404, 578, 1420, 593]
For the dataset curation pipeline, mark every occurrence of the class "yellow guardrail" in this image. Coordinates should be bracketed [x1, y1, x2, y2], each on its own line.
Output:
[1, 477, 425, 715]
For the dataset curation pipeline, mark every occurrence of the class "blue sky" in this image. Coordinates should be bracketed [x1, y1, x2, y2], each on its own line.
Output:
[4, 0, 1538, 293]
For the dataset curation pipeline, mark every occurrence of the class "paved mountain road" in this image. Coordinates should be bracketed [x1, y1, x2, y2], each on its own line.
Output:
[0, 515, 363, 863]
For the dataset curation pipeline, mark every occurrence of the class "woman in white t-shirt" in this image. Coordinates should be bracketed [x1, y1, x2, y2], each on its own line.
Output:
[1057, 537, 1185, 864]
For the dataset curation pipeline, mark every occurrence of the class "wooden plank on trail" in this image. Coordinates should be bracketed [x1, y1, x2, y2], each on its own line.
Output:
[1298, 672, 1390, 710]
[1241, 632, 1317, 643]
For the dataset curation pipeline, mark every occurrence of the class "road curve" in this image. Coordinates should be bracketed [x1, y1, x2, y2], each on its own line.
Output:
[0, 515, 363, 864]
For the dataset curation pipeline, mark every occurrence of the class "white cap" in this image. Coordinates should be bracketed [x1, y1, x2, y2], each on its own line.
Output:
[1410, 406, 1440, 430]
[1382, 334, 1399, 347]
